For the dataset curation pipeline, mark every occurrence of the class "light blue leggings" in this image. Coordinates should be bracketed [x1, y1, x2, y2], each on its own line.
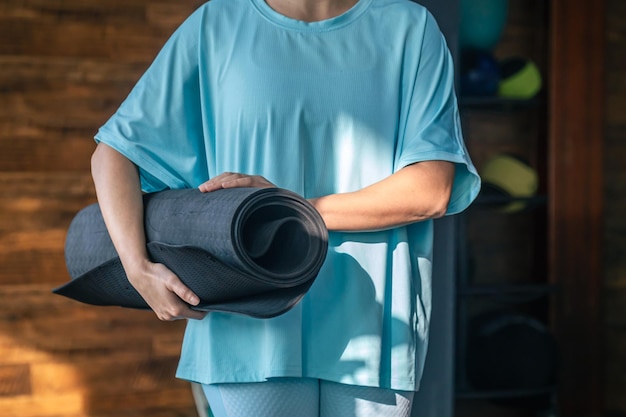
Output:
[202, 377, 414, 417]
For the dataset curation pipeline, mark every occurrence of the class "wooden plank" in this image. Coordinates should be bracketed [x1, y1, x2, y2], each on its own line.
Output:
[0, 170, 95, 194]
[50, 410, 196, 417]
[0, 306, 184, 357]
[0, 57, 145, 170]
[0, 135, 94, 172]
[0, 333, 185, 369]
[0, 62, 147, 170]
[548, 0, 606, 415]
[0, 19, 173, 60]
[1, 314, 158, 356]
[0, 0, 201, 28]
[86, 387, 195, 413]
[153, 333, 187, 358]
[30, 356, 183, 395]
[0, 0, 149, 18]
[0, 56, 147, 89]
[0, 19, 109, 58]
[0, 174, 95, 236]
[0, 284, 190, 415]
[0, 285, 186, 354]
[0, 89, 129, 131]
[147, 2, 206, 29]
[0, 246, 68, 285]
[0, 173, 95, 284]
[0, 364, 31, 397]
[0, 392, 84, 417]
[0, 384, 195, 417]
[0, 285, 191, 416]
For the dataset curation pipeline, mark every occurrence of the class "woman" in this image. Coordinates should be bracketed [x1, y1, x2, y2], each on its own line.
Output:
[90, 0, 480, 415]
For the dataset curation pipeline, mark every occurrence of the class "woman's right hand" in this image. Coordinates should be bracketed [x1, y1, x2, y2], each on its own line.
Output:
[125, 258, 207, 321]
[91, 143, 207, 321]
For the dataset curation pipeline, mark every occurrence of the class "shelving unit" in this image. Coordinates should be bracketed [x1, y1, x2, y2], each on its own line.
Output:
[419, 0, 605, 416]
[452, 1, 557, 414]
[454, 209, 558, 415]
[454, 96, 558, 415]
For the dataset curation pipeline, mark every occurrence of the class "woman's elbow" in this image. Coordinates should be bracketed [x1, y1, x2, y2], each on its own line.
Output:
[426, 162, 455, 219]
[430, 195, 451, 219]
[402, 160, 454, 220]
[420, 192, 451, 220]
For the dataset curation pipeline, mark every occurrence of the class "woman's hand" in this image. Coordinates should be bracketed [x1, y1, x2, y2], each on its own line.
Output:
[125, 258, 207, 321]
[198, 163, 455, 232]
[198, 172, 276, 192]
[92, 143, 206, 321]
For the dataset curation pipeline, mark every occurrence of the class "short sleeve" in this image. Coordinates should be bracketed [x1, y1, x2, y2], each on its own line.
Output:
[94, 6, 208, 193]
[395, 11, 480, 215]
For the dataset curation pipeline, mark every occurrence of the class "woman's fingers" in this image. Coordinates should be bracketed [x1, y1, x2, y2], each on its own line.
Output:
[197, 172, 231, 192]
[128, 262, 207, 321]
[222, 175, 275, 189]
[198, 172, 276, 192]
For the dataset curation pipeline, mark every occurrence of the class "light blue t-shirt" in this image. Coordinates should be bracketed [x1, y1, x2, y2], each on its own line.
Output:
[95, 0, 480, 391]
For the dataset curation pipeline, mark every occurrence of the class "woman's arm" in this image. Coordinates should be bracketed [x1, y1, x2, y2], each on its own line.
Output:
[91, 143, 206, 321]
[310, 161, 454, 231]
[198, 160, 455, 231]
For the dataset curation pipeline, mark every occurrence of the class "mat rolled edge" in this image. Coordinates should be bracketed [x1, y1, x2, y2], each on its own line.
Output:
[53, 187, 328, 318]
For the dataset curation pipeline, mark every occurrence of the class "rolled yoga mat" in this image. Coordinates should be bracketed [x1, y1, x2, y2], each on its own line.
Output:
[53, 187, 329, 318]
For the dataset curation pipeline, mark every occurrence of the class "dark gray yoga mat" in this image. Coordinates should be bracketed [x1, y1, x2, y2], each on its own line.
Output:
[53, 187, 328, 318]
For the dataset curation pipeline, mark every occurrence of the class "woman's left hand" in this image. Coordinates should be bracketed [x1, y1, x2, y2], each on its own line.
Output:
[198, 172, 276, 193]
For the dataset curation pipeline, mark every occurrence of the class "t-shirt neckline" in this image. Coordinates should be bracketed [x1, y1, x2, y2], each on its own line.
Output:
[249, 0, 373, 32]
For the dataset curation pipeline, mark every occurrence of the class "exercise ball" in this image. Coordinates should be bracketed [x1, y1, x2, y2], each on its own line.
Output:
[460, 49, 501, 97]
[498, 57, 543, 99]
[480, 154, 538, 212]
[460, 0, 509, 50]
[466, 311, 558, 409]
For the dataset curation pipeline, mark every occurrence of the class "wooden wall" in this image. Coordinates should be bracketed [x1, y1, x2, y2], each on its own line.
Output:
[0, 1, 204, 416]
[604, 0, 626, 412]
[1, 0, 625, 416]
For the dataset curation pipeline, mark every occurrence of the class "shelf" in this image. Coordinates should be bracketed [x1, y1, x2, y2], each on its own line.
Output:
[455, 385, 557, 400]
[457, 283, 558, 305]
[458, 283, 558, 297]
[459, 96, 541, 112]
[472, 193, 547, 209]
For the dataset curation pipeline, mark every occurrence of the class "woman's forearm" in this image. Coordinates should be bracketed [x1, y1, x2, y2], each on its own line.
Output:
[309, 161, 455, 231]
[90, 143, 149, 274]
[90, 143, 205, 321]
